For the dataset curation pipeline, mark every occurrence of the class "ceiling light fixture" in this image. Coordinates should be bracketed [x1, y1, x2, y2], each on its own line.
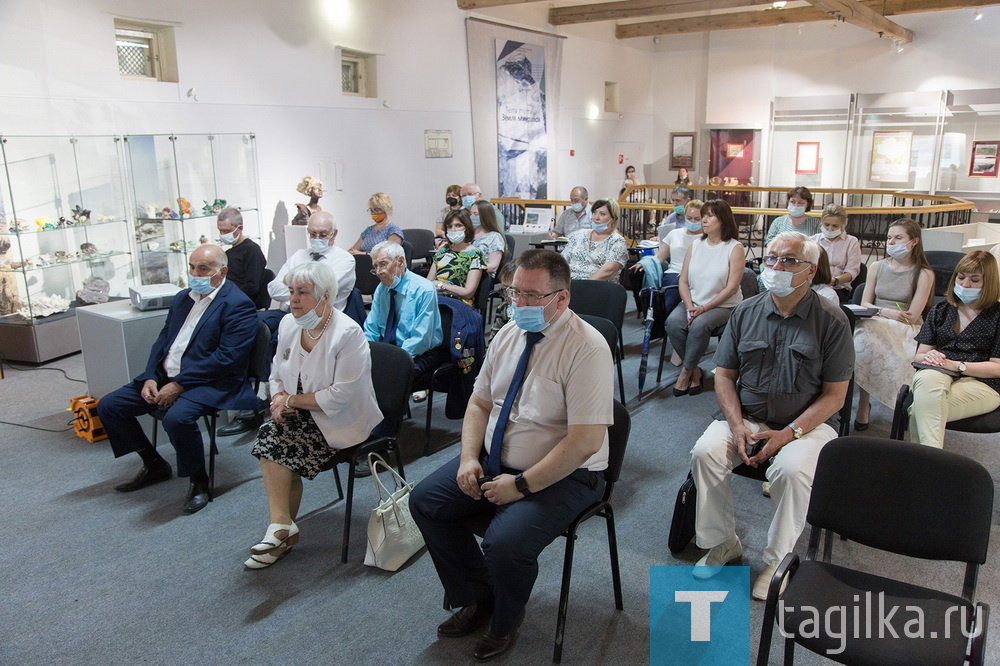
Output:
[974, 9, 983, 20]
[772, 1, 787, 8]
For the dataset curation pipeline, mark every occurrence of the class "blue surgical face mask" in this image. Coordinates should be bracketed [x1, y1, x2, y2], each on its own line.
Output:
[389, 274, 401, 290]
[685, 220, 702, 233]
[471, 215, 481, 229]
[674, 205, 686, 216]
[570, 202, 585, 213]
[293, 302, 326, 329]
[954, 284, 982, 304]
[219, 228, 239, 245]
[760, 266, 809, 298]
[886, 241, 911, 260]
[593, 223, 609, 233]
[513, 293, 558, 332]
[462, 195, 477, 209]
[446, 230, 465, 244]
[787, 204, 807, 218]
[309, 238, 330, 254]
[189, 270, 219, 295]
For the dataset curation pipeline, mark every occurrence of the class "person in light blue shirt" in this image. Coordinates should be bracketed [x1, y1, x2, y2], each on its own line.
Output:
[549, 186, 592, 238]
[364, 240, 444, 379]
[656, 185, 693, 241]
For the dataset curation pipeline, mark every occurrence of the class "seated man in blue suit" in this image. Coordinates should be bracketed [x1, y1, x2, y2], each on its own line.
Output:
[98, 245, 258, 514]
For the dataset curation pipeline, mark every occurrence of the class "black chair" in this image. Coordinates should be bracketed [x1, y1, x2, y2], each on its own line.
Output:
[401, 228, 436, 269]
[851, 281, 865, 305]
[503, 233, 516, 262]
[353, 253, 381, 303]
[151, 320, 271, 497]
[444, 400, 631, 663]
[254, 268, 275, 309]
[756, 436, 992, 666]
[579, 314, 626, 401]
[848, 261, 867, 298]
[401, 240, 414, 270]
[420, 303, 459, 456]
[319, 341, 414, 563]
[890, 383, 1000, 441]
[926, 250, 965, 302]
[569, 279, 627, 361]
[656, 267, 759, 383]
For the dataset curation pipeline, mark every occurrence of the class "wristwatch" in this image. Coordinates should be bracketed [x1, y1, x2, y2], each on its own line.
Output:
[514, 473, 531, 496]
[787, 422, 804, 439]
[958, 362, 968, 375]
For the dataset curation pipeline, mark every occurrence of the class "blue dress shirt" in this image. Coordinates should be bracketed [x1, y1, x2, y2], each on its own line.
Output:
[364, 270, 443, 357]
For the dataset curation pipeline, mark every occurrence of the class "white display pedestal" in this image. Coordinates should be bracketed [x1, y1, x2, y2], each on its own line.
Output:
[284, 225, 308, 262]
[76, 300, 169, 399]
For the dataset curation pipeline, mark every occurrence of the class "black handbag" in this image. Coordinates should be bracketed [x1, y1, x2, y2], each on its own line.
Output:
[668, 471, 696, 554]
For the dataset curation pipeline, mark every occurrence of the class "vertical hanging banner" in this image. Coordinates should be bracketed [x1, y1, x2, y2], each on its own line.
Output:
[496, 40, 547, 199]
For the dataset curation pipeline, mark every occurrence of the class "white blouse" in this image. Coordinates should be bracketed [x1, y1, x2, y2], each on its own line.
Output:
[686, 238, 743, 309]
[270, 310, 383, 449]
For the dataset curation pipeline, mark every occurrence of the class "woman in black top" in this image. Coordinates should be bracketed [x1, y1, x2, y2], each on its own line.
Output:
[910, 250, 1000, 447]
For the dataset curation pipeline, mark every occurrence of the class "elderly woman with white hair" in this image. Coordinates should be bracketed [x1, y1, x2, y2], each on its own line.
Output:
[245, 261, 383, 570]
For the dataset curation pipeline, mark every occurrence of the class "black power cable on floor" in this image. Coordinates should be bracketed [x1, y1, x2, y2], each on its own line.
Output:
[0, 352, 85, 432]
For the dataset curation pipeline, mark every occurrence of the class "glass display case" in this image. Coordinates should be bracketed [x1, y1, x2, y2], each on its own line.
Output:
[0, 135, 133, 361]
[124, 133, 260, 286]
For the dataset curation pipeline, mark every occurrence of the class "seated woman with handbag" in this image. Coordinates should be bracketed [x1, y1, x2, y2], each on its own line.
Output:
[246, 262, 384, 569]
[665, 199, 745, 396]
[428, 209, 487, 306]
[909, 250, 1000, 448]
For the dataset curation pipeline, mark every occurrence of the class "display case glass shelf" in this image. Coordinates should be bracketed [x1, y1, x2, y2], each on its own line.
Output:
[124, 133, 260, 286]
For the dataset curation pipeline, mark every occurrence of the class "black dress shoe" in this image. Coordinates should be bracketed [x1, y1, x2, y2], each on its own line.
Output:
[473, 611, 525, 662]
[182, 481, 211, 514]
[854, 420, 870, 431]
[438, 601, 494, 638]
[217, 416, 257, 437]
[672, 386, 689, 397]
[114, 463, 172, 492]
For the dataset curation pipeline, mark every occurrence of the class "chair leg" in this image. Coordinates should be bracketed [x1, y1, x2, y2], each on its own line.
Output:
[616, 357, 625, 403]
[783, 635, 795, 664]
[605, 507, 623, 610]
[391, 441, 406, 479]
[332, 464, 344, 501]
[553, 530, 578, 664]
[341, 452, 358, 563]
[656, 334, 669, 383]
[424, 389, 434, 457]
[204, 413, 218, 499]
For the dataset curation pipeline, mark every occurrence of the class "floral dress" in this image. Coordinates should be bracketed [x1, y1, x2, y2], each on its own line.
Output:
[252, 378, 334, 480]
[563, 230, 629, 283]
[432, 245, 487, 305]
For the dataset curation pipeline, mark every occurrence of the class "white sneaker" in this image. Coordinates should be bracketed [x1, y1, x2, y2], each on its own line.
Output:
[412, 390, 429, 403]
[762, 481, 771, 498]
[752, 563, 788, 601]
[693, 537, 743, 579]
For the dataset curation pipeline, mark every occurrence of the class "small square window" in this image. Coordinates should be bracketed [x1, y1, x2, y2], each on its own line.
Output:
[340, 49, 376, 98]
[114, 19, 178, 83]
[342, 59, 360, 95]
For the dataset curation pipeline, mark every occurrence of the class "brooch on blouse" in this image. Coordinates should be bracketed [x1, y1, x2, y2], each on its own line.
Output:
[282, 348, 290, 361]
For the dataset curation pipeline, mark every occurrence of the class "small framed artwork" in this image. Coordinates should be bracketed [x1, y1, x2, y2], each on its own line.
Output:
[795, 142, 820, 175]
[869, 130, 913, 183]
[726, 143, 745, 159]
[969, 141, 999, 177]
[670, 133, 694, 169]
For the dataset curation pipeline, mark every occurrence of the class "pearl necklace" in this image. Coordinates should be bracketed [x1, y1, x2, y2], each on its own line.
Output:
[304, 308, 332, 341]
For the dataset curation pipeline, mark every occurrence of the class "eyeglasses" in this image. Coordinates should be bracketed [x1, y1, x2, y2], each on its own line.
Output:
[307, 232, 331, 239]
[504, 287, 561, 303]
[367, 208, 386, 215]
[370, 260, 398, 275]
[763, 256, 814, 268]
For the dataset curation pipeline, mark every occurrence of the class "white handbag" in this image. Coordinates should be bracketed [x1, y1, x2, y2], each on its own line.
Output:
[363, 453, 425, 571]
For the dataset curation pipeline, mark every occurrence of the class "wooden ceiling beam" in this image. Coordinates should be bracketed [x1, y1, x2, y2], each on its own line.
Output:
[457, 0, 547, 9]
[616, 0, 999, 38]
[806, 0, 913, 41]
[550, 0, 771, 26]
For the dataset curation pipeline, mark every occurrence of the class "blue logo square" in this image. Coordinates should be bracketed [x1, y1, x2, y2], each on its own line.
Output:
[651, 566, 758, 665]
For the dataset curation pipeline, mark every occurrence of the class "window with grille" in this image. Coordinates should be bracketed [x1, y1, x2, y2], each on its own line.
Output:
[113, 19, 179, 83]
[340, 49, 376, 98]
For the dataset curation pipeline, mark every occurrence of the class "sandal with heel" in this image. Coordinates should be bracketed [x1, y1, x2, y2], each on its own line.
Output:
[250, 522, 299, 555]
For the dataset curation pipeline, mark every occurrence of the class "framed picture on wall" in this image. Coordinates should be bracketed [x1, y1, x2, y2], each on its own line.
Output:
[670, 133, 694, 169]
[795, 142, 820, 175]
[726, 143, 745, 159]
[969, 141, 999, 177]
[869, 130, 913, 183]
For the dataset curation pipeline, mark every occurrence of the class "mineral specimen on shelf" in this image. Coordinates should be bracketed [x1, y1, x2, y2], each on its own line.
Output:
[71, 205, 91, 224]
[17, 293, 71, 318]
[77, 275, 111, 304]
[35, 217, 56, 229]
[201, 199, 226, 215]
[177, 197, 192, 216]
[80, 242, 98, 257]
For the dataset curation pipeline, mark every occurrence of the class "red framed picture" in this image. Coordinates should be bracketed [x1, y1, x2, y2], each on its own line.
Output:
[726, 143, 745, 159]
[969, 141, 999, 177]
[795, 142, 820, 175]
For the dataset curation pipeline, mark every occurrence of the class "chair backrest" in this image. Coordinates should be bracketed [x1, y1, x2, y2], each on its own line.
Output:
[401, 240, 414, 270]
[401, 228, 436, 261]
[925, 250, 965, 298]
[504, 233, 516, 261]
[850, 261, 868, 295]
[851, 281, 865, 305]
[254, 268, 275, 309]
[604, 400, 631, 493]
[578, 314, 618, 361]
[836, 304, 857, 436]
[473, 272, 493, 315]
[808, 436, 994, 564]
[249, 321, 272, 384]
[368, 341, 415, 424]
[353, 253, 381, 296]
[740, 267, 759, 299]
[569, 280, 627, 332]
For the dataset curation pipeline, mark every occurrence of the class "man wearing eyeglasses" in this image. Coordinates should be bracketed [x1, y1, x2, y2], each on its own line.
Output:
[690, 231, 854, 601]
[411, 250, 614, 662]
[268, 212, 355, 313]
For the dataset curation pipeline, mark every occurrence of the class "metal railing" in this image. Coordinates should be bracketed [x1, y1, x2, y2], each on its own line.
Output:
[493, 185, 974, 261]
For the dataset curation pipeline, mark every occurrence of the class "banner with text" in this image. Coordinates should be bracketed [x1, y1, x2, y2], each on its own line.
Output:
[495, 39, 547, 200]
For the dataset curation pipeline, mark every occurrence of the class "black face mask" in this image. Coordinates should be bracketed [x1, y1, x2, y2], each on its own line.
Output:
[446, 197, 459, 207]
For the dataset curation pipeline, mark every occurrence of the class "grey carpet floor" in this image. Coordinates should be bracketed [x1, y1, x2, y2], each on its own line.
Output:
[2, 302, 1000, 665]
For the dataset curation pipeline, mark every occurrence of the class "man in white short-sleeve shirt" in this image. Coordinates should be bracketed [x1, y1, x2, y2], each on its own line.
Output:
[412, 249, 614, 662]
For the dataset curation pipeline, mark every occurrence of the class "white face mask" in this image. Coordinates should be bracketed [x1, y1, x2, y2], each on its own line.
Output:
[886, 242, 911, 260]
[761, 266, 809, 297]
[310, 238, 330, 254]
[570, 202, 585, 213]
[787, 204, 807, 218]
[219, 229, 239, 245]
[293, 302, 326, 329]
[821, 227, 842, 240]
[446, 230, 466, 244]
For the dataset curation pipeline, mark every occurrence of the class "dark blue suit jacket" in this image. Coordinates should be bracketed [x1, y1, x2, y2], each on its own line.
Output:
[136, 280, 259, 411]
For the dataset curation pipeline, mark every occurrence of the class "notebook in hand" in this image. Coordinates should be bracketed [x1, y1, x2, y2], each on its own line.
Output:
[911, 361, 962, 378]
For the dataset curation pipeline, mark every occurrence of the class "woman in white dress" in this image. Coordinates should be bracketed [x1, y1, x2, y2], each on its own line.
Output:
[853, 218, 934, 429]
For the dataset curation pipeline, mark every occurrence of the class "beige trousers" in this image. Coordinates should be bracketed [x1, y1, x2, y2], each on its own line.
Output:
[909, 369, 1000, 448]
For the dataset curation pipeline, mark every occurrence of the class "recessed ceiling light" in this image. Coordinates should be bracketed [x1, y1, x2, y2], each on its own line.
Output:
[772, 1, 787, 8]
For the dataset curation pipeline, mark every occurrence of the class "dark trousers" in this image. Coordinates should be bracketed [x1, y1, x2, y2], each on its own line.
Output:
[410, 455, 604, 636]
[97, 382, 213, 478]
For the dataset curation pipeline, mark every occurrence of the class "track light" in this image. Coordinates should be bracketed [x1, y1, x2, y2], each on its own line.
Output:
[974, 9, 983, 20]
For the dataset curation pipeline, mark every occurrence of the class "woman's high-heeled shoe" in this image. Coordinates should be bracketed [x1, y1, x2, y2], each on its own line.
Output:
[251, 522, 299, 555]
[244, 544, 293, 570]
[689, 368, 704, 396]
